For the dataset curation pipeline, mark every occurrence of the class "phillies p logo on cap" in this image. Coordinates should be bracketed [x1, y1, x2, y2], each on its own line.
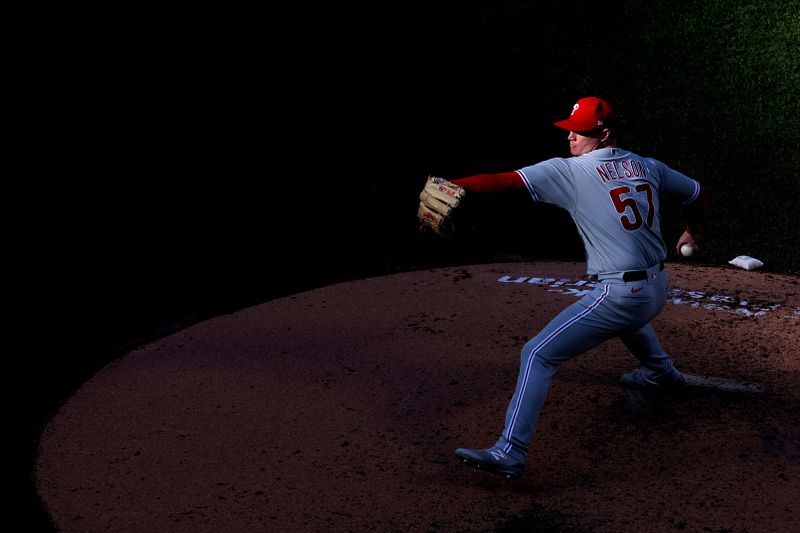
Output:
[554, 96, 618, 132]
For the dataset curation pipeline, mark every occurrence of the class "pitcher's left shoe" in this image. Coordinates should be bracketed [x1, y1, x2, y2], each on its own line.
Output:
[454, 446, 524, 479]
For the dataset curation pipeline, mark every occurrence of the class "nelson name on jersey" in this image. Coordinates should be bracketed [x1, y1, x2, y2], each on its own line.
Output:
[595, 158, 649, 183]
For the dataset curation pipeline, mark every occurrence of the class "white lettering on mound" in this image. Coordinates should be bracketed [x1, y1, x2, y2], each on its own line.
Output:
[497, 275, 794, 318]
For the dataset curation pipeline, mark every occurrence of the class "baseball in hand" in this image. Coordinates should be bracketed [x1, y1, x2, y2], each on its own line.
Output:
[680, 244, 696, 257]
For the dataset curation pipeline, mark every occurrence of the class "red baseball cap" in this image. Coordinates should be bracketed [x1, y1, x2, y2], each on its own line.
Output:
[553, 96, 618, 132]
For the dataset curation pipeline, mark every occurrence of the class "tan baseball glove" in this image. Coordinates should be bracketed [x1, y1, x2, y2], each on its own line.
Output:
[417, 176, 466, 238]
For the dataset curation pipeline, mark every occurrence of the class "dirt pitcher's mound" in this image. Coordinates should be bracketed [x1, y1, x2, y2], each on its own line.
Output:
[36, 262, 800, 532]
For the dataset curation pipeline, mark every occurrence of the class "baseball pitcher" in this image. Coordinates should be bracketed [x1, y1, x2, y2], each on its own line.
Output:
[421, 96, 709, 479]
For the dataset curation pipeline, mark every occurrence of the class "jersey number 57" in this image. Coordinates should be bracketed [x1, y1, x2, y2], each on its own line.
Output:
[609, 184, 654, 231]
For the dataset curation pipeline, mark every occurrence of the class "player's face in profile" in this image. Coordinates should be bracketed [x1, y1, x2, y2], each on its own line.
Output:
[567, 131, 601, 156]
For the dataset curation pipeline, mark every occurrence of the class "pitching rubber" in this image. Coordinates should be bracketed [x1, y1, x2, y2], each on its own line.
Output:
[682, 373, 763, 393]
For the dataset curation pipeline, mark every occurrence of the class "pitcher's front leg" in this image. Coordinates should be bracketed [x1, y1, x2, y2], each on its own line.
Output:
[495, 285, 615, 460]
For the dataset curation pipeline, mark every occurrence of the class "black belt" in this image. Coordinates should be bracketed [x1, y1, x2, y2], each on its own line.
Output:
[622, 261, 665, 282]
[590, 262, 665, 282]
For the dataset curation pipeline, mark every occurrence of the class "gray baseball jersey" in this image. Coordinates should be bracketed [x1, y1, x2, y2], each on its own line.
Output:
[515, 147, 700, 276]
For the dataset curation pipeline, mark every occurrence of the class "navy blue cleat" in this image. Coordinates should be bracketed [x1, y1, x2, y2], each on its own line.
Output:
[454, 446, 525, 479]
[620, 366, 687, 390]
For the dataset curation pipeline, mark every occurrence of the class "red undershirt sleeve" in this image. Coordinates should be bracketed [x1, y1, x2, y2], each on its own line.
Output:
[685, 184, 709, 239]
[451, 171, 526, 193]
